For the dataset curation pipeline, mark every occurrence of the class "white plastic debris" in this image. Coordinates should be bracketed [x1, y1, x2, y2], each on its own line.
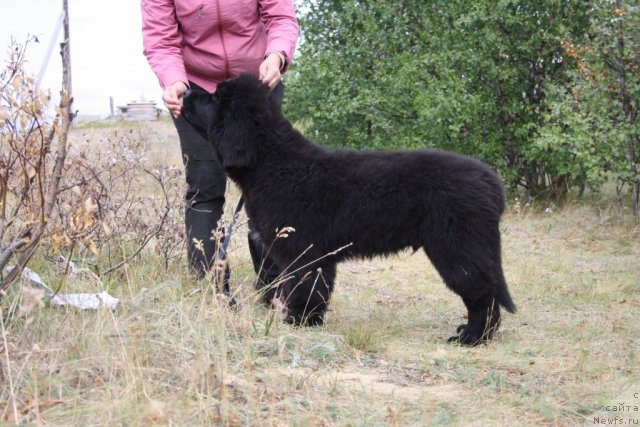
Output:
[49, 291, 119, 310]
[55, 255, 79, 275]
[4, 265, 119, 310]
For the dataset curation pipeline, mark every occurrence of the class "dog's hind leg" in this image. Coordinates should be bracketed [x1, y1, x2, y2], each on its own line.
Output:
[449, 265, 514, 345]
[433, 264, 502, 345]
[423, 225, 512, 345]
[281, 263, 336, 326]
[450, 293, 502, 345]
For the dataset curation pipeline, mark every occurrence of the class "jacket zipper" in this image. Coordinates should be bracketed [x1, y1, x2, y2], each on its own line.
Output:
[213, 0, 230, 79]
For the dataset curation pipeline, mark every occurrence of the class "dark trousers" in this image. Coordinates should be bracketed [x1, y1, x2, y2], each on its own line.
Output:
[173, 81, 283, 290]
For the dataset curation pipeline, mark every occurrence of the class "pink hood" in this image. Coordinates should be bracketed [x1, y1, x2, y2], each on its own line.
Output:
[141, 0, 299, 92]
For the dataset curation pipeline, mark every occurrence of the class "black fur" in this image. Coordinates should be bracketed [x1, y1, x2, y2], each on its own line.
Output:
[183, 73, 516, 345]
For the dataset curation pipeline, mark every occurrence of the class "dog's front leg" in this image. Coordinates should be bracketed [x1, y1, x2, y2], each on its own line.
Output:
[280, 264, 336, 327]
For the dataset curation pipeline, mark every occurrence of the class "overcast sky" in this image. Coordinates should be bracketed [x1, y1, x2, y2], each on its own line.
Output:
[0, 0, 161, 118]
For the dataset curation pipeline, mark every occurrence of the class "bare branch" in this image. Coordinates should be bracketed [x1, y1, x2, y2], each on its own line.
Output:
[0, 4, 73, 292]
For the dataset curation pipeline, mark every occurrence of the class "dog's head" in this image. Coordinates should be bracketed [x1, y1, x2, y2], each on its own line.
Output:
[183, 73, 274, 171]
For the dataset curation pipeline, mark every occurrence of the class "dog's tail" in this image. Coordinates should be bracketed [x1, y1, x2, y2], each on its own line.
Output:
[496, 276, 516, 314]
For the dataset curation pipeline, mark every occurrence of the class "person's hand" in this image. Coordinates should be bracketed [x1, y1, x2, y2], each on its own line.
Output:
[162, 81, 188, 118]
[259, 52, 284, 90]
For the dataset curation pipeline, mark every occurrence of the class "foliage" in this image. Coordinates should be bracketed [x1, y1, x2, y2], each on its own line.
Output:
[0, 39, 185, 294]
[535, 0, 639, 216]
[288, 1, 587, 189]
[287, 0, 638, 215]
[51, 130, 185, 273]
[0, 36, 72, 289]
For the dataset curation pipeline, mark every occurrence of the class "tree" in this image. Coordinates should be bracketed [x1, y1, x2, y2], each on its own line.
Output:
[538, 0, 639, 219]
[286, 0, 593, 197]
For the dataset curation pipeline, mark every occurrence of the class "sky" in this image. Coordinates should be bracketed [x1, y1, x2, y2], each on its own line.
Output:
[0, 0, 162, 118]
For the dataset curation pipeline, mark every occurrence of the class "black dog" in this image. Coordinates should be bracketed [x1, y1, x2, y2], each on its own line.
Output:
[182, 73, 515, 345]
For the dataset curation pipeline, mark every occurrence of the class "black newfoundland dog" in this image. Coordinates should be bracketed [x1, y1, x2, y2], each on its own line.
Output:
[182, 73, 515, 345]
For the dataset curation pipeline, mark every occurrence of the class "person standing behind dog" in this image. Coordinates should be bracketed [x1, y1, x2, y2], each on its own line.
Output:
[141, 1, 299, 286]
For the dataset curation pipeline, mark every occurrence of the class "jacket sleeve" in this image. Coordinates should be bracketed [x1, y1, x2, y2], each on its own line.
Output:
[141, 0, 188, 88]
[259, 0, 300, 72]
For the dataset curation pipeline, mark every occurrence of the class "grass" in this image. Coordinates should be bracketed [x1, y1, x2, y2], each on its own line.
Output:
[1, 120, 639, 425]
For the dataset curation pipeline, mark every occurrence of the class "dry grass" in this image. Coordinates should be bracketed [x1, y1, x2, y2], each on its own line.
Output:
[1, 120, 638, 425]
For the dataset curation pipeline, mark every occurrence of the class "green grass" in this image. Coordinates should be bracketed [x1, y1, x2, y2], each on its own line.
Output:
[1, 122, 639, 425]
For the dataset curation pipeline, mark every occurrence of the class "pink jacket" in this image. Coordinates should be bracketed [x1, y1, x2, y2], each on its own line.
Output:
[141, 0, 299, 92]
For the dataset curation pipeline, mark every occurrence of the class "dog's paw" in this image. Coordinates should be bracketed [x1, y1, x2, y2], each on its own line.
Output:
[283, 309, 325, 327]
[447, 325, 483, 346]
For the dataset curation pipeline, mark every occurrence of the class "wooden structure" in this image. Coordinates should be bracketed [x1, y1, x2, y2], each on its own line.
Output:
[118, 100, 161, 121]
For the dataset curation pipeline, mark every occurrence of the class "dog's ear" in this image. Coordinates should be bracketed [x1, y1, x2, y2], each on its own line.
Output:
[216, 109, 260, 170]
[182, 90, 217, 140]
[213, 74, 272, 170]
